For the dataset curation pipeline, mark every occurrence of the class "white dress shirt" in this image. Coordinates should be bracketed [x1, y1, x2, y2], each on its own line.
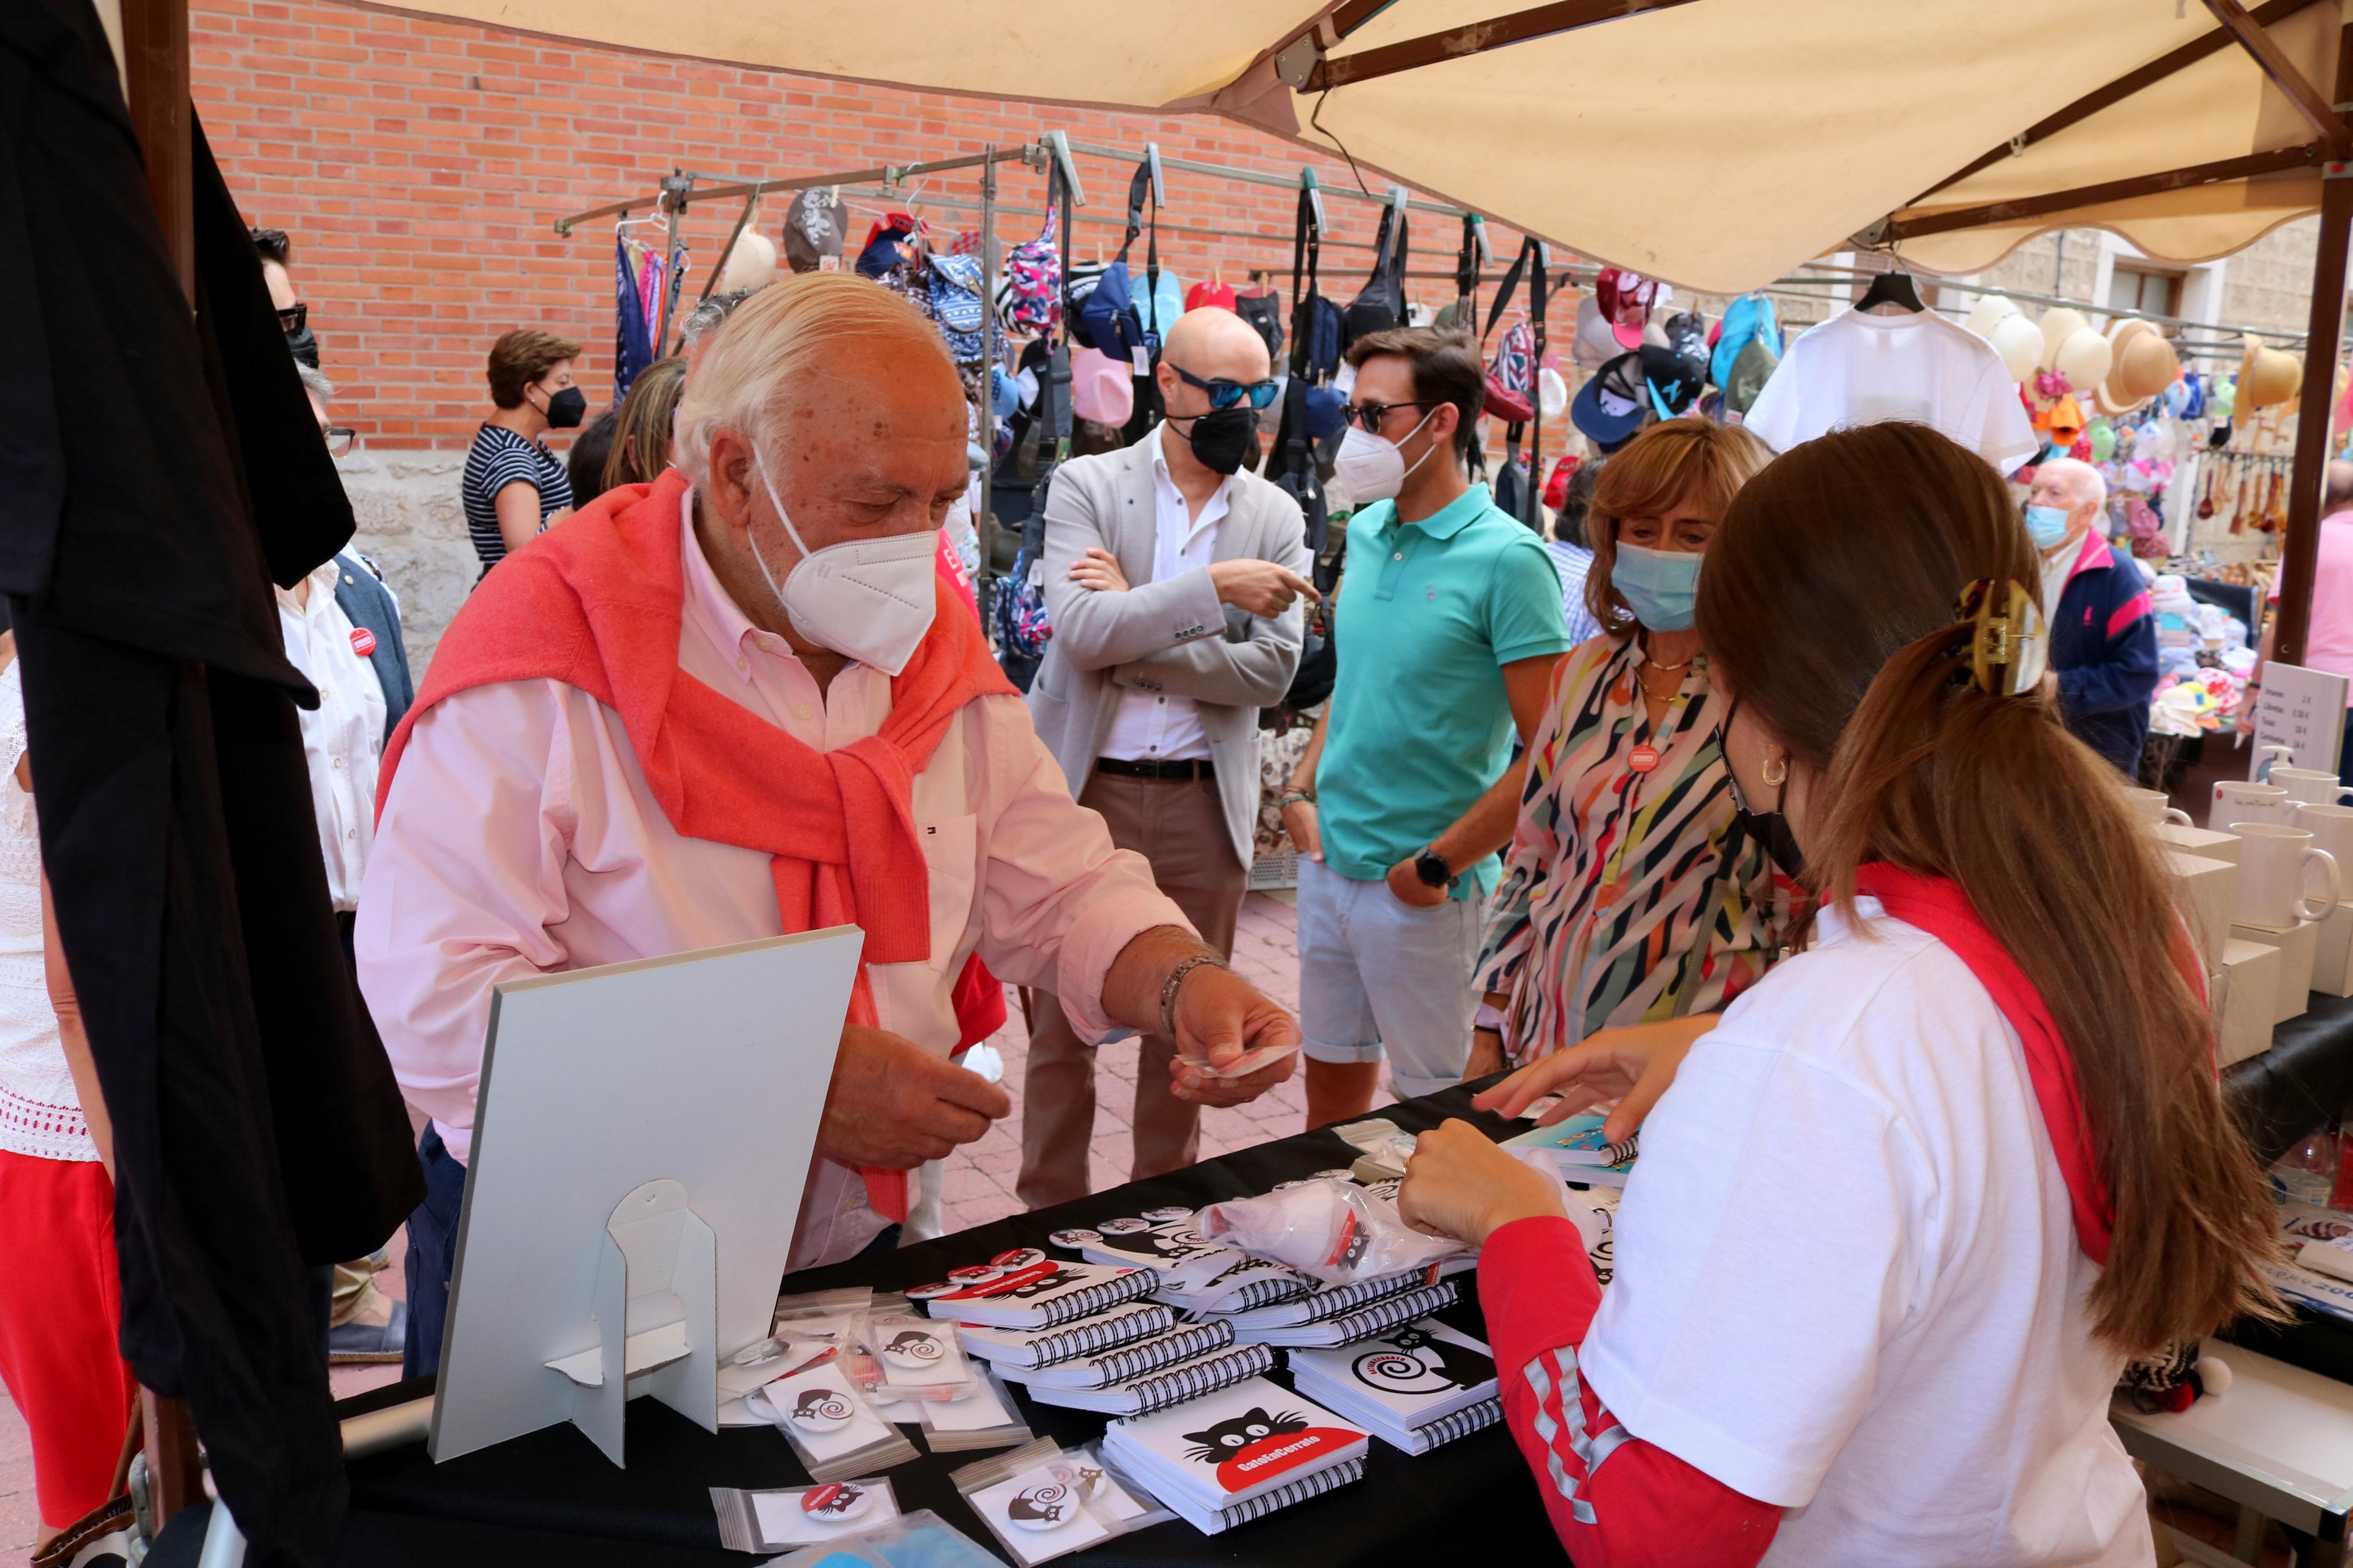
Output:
[1099, 425, 1231, 763]
[276, 557, 388, 912]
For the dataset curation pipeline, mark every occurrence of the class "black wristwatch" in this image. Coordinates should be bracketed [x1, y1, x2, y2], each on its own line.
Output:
[1414, 846, 1457, 890]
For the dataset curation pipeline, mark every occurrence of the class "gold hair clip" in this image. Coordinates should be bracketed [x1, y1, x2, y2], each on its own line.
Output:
[1955, 579, 2048, 699]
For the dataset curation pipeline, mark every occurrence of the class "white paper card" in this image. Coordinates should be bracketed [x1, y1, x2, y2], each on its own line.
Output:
[2251, 662, 2350, 777]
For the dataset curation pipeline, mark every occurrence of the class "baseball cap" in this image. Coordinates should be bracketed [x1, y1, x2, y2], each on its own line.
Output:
[1070, 348, 1135, 426]
[1639, 344, 1706, 418]
[1660, 311, 1706, 363]
[1186, 279, 1237, 312]
[1594, 266, 1658, 350]
[1722, 337, 1778, 417]
[783, 190, 846, 273]
[1571, 352, 1649, 446]
[1710, 294, 1781, 390]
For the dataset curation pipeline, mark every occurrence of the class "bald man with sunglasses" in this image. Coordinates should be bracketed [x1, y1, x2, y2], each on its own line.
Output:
[1018, 307, 1318, 1207]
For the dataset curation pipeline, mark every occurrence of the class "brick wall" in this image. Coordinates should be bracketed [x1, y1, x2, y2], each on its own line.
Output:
[192, 0, 1513, 450]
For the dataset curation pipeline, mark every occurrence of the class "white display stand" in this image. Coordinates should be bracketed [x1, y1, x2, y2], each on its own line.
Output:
[428, 928, 863, 1467]
[2249, 662, 2350, 780]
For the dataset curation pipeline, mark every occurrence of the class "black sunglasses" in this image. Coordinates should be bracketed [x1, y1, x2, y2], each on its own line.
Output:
[1344, 399, 1441, 432]
[277, 301, 308, 333]
[1168, 362, 1279, 411]
[320, 425, 356, 458]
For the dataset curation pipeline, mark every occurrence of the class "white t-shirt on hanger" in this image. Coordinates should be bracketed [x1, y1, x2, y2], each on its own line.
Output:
[1742, 308, 2039, 474]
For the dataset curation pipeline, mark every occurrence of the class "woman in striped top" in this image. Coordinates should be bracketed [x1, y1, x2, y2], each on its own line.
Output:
[1471, 419, 1794, 1086]
[463, 329, 584, 575]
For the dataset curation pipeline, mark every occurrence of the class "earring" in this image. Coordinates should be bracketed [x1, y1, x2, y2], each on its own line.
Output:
[1761, 752, 1788, 788]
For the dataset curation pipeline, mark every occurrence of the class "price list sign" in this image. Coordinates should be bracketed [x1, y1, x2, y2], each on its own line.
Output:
[2249, 662, 2351, 778]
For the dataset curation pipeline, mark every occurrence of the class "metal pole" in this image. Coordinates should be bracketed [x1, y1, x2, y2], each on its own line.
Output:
[2275, 27, 2353, 668]
[656, 171, 690, 357]
[979, 145, 999, 628]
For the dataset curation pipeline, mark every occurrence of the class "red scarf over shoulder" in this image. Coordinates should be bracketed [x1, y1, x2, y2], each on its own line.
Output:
[1849, 865, 2115, 1265]
[377, 469, 1017, 1221]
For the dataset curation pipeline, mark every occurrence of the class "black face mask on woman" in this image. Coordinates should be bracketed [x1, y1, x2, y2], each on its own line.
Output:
[1169, 406, 1257, 476]
[539, 385, 587, 429]
[1719, 697, 1807, 883]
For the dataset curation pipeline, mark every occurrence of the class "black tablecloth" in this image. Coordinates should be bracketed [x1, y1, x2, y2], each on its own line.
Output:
[157, 1081, 1564, 1567]
[2226, 991, 2353, 1167]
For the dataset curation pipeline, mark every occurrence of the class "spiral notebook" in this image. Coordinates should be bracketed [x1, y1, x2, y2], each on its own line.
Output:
[916, 1258, 1155, 1328]
[994, 1322, 1238, 1391]
[1019, 1345, 1276, 1416]
[1286, 1320, 1499, 1453]
[1099, 1375, 1369, 1527]
[1231, 1281, 1458, 1348]
[1213, 1270, 1425, 1330]
[955, 1303, 1177, 1370]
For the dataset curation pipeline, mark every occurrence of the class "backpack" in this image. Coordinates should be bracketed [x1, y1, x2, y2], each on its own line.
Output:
[995, 207, 1061, 337]
[1269, 186, 1336, 553]
[1486, 319, 1535, 422]
[1340, 202, 1408, 353]
[1235, 289, 1286, 360]
[927, 252, 986, 363]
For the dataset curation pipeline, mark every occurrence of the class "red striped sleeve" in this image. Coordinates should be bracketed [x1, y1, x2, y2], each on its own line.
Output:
[2106, 591, 2152, 642]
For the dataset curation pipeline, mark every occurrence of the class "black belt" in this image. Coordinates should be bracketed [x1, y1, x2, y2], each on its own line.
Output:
[1094, 756, 1216, 782]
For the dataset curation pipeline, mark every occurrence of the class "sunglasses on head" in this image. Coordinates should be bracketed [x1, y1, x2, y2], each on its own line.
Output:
[1168, 362, 1278, 411]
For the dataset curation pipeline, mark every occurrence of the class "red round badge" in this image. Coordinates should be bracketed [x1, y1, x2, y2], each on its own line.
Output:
[349, 627, 377, 657]
[1628, 744, 1660, 774]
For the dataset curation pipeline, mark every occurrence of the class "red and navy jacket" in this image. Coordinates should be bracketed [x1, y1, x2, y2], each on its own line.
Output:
[2049, 532, 2157, 775]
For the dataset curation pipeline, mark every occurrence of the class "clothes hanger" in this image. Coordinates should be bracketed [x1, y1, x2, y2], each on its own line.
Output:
[1853, 268, 1925, 314]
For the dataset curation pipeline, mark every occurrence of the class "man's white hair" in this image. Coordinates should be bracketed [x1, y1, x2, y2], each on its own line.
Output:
[672, 272, 953, 490]
[2038, 455, 2106, 511]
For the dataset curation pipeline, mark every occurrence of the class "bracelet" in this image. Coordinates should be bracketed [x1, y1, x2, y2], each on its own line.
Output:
[1280, 789, 1316, 808]
[1159, 952, 1230, 1041]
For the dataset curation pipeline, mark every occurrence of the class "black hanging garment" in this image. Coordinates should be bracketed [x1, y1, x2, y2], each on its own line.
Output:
[1339, 202, 1408, 354]
[0, 5, 423, 1563]
[1269, 187, 1335, 560]
[1119, 158, 1166, 447]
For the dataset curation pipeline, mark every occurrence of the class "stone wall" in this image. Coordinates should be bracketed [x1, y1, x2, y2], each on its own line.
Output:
[335, 449, 475, 674]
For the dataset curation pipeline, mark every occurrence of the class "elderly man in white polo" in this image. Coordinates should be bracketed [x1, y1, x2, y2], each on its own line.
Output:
[359, 273, 1298, 1378]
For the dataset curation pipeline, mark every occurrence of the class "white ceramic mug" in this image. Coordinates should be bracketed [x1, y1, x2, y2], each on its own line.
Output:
[2212, 781, 2297, 833]
[2297, 803, 2353, 901]
[2124, 787, 2193, 828]
[2233, 823, 2343, 929]
[2271, 767, 2353, 808]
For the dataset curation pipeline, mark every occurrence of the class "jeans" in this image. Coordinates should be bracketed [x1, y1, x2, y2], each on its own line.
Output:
[400, 1125, 468, 1381]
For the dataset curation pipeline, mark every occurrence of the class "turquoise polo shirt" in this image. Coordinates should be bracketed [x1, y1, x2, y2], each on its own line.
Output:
[1318, 482, 1573, 897]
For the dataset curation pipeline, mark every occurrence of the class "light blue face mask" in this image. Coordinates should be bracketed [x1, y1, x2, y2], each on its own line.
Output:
[1612, 541, 1702, 631]
[2024, 504, 2072, 550]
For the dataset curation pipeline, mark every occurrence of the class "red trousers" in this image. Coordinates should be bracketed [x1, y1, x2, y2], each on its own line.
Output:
[0, 1149, 136, 1527]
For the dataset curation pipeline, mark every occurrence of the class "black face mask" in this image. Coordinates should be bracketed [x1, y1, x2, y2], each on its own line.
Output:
[1169, 406, 1257, 476]
[1720, 698, 1807, 882]
[541, 385, 587, 429]
[285, 324, 320, 369]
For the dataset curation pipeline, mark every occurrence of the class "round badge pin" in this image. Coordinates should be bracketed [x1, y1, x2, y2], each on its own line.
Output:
[1006, 1481, 1075, 1532]
[904, 1281, 959, 1301]
[349, 627, 378, 657]
[801, 1481, 872, 1521]
[1097, 1217, 1151, 1235]
[990, 1247, 1046, 1270]
[879, 1329, 946, 1368]
[1046, 1227, 1101, 1250]
[1141, 1205, 1193, 1224]
[1628, 743, 1662, 774]
[945, 1265, 1003, 1285]
[783, 1386, 856, 1433]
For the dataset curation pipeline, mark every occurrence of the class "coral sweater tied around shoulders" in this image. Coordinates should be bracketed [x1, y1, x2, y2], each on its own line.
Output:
[375, 468, 1017, 1221]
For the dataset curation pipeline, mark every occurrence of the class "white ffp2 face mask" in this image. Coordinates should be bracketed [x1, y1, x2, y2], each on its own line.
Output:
[749, 454, 938, 677]
[1332, 406, 1440, 506]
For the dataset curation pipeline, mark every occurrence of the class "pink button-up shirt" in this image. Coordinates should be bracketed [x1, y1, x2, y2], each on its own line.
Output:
[356, 492, 1188, 1268]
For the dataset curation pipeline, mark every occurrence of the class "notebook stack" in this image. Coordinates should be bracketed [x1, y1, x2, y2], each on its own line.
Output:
[1070, 1217, 1316, 1313]
[1286, 1320, 1502, 1455]
[1218, 1272, 1458, 1347]
[1099, 1376, 1369, 1535]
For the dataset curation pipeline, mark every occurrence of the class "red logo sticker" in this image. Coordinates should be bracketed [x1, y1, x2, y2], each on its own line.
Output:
[1628, 744, 1660, 774]
[349, 627, 377, 657]
[1213, 1427, 1362, 1492]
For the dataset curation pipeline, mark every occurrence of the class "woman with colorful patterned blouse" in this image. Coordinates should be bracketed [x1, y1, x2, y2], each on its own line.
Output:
[1471, 419, 1794, 1082]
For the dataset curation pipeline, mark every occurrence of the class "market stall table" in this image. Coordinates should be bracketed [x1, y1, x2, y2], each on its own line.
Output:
[152, 1081, 1562, 1567]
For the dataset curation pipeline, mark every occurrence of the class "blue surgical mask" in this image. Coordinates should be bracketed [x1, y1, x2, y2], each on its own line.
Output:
[1612, 541, 1701, 631]
[2024, 504, 2072, 550]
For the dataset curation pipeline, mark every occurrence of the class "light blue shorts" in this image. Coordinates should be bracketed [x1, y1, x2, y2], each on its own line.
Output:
[1295, 856, 1482, 1099]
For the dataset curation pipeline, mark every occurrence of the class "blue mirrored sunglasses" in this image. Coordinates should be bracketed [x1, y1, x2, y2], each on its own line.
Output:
[1169, 362, 1279, 411]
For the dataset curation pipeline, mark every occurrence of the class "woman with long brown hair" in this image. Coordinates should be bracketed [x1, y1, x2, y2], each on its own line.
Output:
[1400, 421, 2278, 1566]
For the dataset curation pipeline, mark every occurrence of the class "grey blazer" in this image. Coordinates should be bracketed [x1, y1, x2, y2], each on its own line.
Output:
[1025, 436, 1311, 869]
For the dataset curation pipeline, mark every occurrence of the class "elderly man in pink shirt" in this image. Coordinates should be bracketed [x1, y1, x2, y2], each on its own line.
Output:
[360, 274, 1298, 1378]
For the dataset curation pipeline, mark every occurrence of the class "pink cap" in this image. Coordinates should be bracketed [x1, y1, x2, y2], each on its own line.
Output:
[1070, 347, 1135, 426]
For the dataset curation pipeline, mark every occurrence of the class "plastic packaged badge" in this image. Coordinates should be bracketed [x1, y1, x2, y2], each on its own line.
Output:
[950, 1436, 1170, 1566]
[743, 1361, 920, 1482]
[916, 1359, 1034, 1453]
[853, 1297, 982, 1403]
[712, 1477, 900, 1553]
[1197, 1178, 1467, 1285]
[765, 1509, 1002, 1568]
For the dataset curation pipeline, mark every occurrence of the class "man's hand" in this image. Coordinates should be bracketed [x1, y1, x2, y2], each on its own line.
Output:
[1281, 797, 1323, 862]
[1070, 547, 1131, 594]
[1165, 962, 1300, 1108]
[816, 1023, 1012, 1168]
[1210, 559, 1321, 618]
[1385, 854, 1449, 909]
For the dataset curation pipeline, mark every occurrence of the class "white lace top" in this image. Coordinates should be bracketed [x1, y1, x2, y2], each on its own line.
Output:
[0, 660, 92, 1162]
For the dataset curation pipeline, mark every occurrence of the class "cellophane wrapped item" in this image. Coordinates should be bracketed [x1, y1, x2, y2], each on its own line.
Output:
[1196, 1178, 1466, 1285]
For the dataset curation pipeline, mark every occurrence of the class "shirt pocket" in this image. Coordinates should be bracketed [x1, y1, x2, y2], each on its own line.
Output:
[915, 813, 980, 961]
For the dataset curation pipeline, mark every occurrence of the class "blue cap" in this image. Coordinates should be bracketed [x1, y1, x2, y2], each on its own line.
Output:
[1710, 294, 1781, 391]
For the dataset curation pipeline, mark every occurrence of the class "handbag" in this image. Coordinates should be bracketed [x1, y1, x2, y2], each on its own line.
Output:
[1340, 202, 1408, 353]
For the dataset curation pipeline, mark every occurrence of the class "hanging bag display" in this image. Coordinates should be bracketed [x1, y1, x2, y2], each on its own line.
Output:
[995, 204, 1062, 338]
[1119, 155, 1168, 446]
[1269, 183, 1336, 556]
[1339, 197, 1408, 354]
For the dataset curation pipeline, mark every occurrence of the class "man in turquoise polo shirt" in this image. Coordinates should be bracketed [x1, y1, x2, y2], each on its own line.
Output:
[1280, 328, 1571, 1125]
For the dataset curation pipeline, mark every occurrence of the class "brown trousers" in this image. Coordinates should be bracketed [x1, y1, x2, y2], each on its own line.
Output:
[1016, 770, 1247, 1210]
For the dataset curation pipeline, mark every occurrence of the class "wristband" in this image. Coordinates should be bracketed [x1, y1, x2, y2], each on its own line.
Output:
[1159, 952, 1230, 1042]
[1281, 788, 1315, 806]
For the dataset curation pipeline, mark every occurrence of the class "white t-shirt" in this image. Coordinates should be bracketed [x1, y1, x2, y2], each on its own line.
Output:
[1581, 897, 2150, 1568]
[1743, 310, 2039, 474]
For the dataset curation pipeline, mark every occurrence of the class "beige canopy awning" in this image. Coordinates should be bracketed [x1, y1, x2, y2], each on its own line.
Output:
[359, 0, 2351, 295]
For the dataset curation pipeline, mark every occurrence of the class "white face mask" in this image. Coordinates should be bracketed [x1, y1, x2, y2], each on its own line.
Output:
[748, 453, 938, 677]
[1332, 406, 1440, 506]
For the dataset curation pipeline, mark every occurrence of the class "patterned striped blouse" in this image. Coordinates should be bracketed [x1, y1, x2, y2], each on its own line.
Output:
[1477, 633, 1795, 1066]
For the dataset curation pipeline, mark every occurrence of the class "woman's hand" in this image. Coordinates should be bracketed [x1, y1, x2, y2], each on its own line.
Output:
[1397, 1119, 1565, 1246]
[1472, 1014, 1720, 1144]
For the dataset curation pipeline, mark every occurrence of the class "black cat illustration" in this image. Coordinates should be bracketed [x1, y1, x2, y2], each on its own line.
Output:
[807, 1482, 865, 1517]
[1351, 1326, 1492, 1396]
[792, 1388, 853, 1422]
[884, 1329, 943, 1360]
[1008, 1482, 1071, 1524]
[1002, 1267, 1085, 1299]
[1183, 1406, 1309, 1464]
[1094, 1229, 1213, 1263]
